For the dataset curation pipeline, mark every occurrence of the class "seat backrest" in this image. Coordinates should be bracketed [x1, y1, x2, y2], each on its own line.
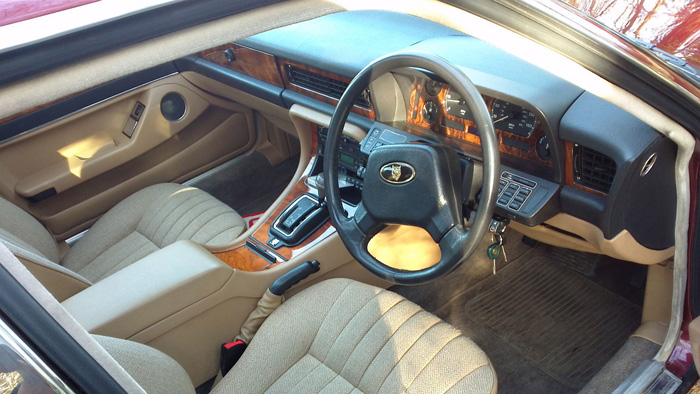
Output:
[94, 335, 195, 394]
[0, 197, 59, 263]
[0, 198, 91, 301]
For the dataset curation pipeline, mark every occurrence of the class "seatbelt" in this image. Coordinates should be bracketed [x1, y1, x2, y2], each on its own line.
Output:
[219, 260, 320, 376]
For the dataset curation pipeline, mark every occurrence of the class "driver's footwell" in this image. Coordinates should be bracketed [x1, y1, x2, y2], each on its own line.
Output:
[395, 244, 644, 393]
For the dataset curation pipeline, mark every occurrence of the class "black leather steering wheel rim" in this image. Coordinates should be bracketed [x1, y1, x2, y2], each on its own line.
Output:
[324, 51, 500, 285]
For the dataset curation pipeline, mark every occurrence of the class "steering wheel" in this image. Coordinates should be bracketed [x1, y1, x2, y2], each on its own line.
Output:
[324, 51, 500, 285]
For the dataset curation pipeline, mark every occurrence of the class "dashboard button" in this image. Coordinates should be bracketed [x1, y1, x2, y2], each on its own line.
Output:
[508, 201, 522, 210]
[513, 176, 536, 188]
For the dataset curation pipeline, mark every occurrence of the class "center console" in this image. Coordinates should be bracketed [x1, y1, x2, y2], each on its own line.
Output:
[267, 125, 367, 249]
[211, 122, 366, 273]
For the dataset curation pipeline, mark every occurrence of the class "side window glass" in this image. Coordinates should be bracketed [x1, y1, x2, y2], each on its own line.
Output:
[0, 319, 72, 394]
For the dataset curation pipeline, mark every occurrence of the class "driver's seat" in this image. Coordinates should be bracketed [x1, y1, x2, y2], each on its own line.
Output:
[104, 278, 497, 393]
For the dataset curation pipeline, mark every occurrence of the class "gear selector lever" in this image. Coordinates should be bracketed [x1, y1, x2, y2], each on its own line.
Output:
[267, 174, 330, 249]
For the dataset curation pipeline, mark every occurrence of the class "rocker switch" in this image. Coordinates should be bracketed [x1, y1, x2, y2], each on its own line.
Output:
[123, 102, 145, 138]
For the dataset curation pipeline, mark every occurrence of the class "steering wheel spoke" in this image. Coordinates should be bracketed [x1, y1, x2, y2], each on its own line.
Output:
[353, 202, 381, 235]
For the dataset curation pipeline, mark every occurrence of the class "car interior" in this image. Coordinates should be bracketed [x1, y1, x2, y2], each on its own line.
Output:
[0, 2, 689, 393]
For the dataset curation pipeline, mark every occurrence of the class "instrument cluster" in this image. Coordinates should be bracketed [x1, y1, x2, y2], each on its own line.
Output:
[442, 86, 538, 138]
[406, 77, 553, 168]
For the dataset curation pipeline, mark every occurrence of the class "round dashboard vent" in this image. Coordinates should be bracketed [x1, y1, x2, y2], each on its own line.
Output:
[160, 92, 186, 121]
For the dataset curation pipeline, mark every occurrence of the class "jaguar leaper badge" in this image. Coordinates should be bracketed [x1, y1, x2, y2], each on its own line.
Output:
[380, 162, 415, 184]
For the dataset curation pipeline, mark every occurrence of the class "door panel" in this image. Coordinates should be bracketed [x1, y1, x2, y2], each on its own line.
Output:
[0, 74, 255, 240]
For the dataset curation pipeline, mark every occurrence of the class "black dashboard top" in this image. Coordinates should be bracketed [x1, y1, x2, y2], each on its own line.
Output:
[239, 10, 461, 79]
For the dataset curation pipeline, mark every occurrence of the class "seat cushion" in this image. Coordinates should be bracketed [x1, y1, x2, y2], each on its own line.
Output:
[94, 335, 195, 394]
[61, 183, 245, 283]
[216, 278, 497, 394]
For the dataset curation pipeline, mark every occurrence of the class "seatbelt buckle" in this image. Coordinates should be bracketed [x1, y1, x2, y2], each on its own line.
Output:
[220, 340, 247, 376]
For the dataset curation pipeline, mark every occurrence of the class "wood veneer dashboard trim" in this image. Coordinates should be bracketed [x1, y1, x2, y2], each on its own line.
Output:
[194, 43, 284, 88]
[0, 89, 87, 126]
[213, 123, 336, 271]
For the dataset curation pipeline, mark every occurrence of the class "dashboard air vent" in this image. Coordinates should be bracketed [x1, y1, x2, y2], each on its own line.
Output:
[287, 65, 371, 109]
[574, 144, 616, 194]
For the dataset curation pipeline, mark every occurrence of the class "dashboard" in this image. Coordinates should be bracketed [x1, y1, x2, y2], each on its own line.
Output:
[185, 9, 678, 257]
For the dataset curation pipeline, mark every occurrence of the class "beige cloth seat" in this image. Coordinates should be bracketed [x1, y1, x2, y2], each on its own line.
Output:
[97, 278, 496, 393]
[95, 334, 197, 394]
[0, 183, 245, 299]
[217, 278, 497, 393]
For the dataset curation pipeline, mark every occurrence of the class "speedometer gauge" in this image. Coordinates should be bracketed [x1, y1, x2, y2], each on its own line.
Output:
[443, 87, 474, 121]
[491, 99, 537, 137]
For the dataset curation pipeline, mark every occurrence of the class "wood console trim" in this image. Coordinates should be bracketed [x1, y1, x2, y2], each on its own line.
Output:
[250, 126, 335, 260]
[0, 87, 94, 126]
[212, 242, 279, 272]
[277, 58, 376, 120]
[213, 124, 336, 270]
[406, 81, 553, 168]
[195, 43, 284, 87]
[564, 141, 608, 197]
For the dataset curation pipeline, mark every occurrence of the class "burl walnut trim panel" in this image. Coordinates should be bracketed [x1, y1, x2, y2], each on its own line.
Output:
[195, 43, 284, 87]
[213, 241, 280, 272]
[278, 58, 376, 120]
[406, 81, 553, 168]
[0, 87, 93, 126]
[213, 124, 336, 270]
[564, 141, 608, 197]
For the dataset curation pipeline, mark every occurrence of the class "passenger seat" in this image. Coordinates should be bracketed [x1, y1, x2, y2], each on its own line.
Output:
[0, 183, 245, 300]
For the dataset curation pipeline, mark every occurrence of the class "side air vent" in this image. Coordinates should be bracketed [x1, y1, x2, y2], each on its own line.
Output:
[286, 65, 371, 109]
[573, 144, 617, 194]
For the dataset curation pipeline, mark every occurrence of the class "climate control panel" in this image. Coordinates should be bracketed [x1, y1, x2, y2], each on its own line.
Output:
[497, 172, 536, 211]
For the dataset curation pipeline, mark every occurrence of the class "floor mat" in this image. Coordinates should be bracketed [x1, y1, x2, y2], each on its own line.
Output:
[187, 152, 298, 216]
[241, 211, 265, 229]
[461, 253, 642, 389]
